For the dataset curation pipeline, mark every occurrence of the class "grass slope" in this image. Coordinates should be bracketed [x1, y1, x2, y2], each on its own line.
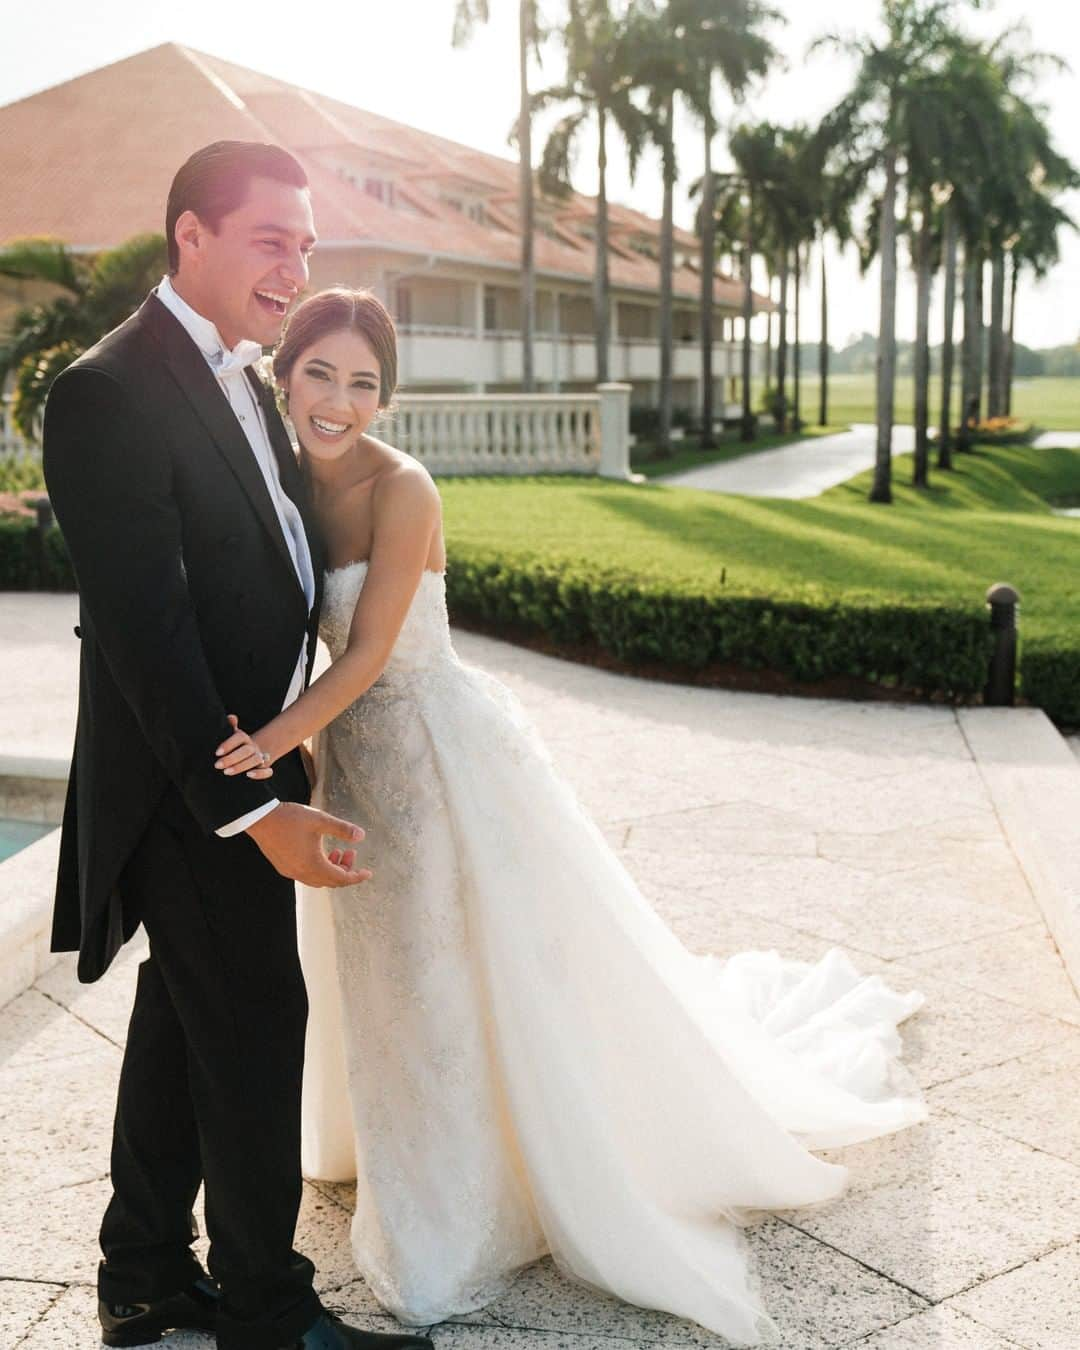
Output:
[441, 442, 1080, 714]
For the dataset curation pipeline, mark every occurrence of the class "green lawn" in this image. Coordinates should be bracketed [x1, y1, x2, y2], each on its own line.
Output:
[442, 441, 1080, 655]
[758, 373, 1080, 433]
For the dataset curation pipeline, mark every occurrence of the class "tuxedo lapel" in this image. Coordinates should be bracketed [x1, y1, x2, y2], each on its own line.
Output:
[143, 296, 305, 604]
[245, 368, 326, 629]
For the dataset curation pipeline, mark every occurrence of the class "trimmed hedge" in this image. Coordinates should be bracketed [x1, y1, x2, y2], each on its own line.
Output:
[445, 552, 993, 701]
[0, 518, 74, 590]
[1020, 640, 1080, 728]
[3, 516, 1073, 725]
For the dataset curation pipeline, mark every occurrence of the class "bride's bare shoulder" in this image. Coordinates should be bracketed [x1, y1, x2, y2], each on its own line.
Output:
[366, 435, 441, 512]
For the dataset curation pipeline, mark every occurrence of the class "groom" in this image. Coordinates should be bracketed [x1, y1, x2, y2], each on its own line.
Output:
[43, 141, 432, 1350]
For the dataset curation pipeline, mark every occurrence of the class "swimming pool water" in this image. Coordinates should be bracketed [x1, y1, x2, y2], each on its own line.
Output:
[0, 819, 54, 864]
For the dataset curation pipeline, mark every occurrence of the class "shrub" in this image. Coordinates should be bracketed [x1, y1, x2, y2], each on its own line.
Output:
[0, 454, 46, 494]
[0, 517, 74, 590]
[629, 407, 661, 439]
[962, 418, 1037, 446]
[445, 550, 992, 701]
[1020, 639, 1080, 727]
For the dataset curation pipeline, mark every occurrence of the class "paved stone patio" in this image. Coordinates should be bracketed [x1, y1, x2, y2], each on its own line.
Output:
[3, 595, 1080, 1348]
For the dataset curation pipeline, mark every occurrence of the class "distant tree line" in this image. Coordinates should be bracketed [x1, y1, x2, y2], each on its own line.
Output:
[793, 332, 1080, 379]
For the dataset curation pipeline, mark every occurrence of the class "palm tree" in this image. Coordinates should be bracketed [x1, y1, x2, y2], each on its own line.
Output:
[937, 193, 960, 468]
[815, 0, 980, 504]
[1004, 190, 1073, 412]
[632, 1, 710, 451]
[667, 0, 780, 446]
[985, 107, 1076, 417]
[533, 0, 653, 383]
[725, 122, 788, 440]
[0, 233, 166, 436]
[780, 127, 824, 433]
[453, 1, 545, 392]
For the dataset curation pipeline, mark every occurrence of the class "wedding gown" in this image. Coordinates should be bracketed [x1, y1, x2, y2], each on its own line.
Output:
[298, 560, 927, 1347]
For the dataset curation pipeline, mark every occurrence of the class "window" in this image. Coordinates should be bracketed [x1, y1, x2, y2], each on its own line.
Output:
[396, 284, 413, 326]
[364, 177, 395, 207]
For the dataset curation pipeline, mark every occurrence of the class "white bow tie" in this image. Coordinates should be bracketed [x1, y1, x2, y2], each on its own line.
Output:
[212, 340, 263, 378]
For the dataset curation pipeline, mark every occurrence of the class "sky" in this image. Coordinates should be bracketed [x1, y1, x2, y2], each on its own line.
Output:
[2, 0, 1078, 351]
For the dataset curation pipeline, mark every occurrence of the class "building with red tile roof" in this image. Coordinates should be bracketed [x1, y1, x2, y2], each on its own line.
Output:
[0, 43, 766, 410]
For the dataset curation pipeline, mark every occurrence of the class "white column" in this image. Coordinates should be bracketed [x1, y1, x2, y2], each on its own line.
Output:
[551, 290, 562, 394]
[597, 382, 632, 480]
[473, 280, 486, 394]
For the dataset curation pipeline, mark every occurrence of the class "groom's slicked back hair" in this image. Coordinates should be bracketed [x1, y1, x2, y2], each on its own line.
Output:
[166, 140, 309, 273]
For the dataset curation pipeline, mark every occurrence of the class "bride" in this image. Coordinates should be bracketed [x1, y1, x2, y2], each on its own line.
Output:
[213, 286, 928, 1347]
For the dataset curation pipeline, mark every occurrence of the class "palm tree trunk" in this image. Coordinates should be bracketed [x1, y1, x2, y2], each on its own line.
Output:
[793, 244, 802, 431]
[594, 104, 610, 384]
[913, 200, 932, 487]
[1005, 252, 1018, 417]
[958, 243, 978, 451]
[871, 142, 898, 504]
[973, 258, 985, 425]
[658, 94, 675, 450]
[700, 108, 716, 448]
[518, 0, 536, 391]
[776, 249, 789, 433]
[988, 248, 1006, 417]
[764, 268, 773, 392]
[741, 193, 754, 442]
[938, 199, 958, 470]
[819, 239, 829, 427]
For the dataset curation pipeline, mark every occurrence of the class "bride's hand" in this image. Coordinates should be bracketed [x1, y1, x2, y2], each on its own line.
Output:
[215, 714, 274, 780]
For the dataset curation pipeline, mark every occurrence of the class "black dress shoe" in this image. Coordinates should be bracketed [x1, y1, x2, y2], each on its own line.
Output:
[99, 1275, 220, 1346]
[287, 1311, 433, 1350]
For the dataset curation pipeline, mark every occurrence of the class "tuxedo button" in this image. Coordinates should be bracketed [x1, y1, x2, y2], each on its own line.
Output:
[73, 625, 82, 639]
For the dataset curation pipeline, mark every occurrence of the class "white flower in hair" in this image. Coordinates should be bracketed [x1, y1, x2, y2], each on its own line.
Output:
[254, 352, 289, 421]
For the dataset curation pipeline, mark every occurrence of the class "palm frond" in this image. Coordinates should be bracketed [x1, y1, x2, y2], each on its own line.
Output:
[0, 237, 83, 293]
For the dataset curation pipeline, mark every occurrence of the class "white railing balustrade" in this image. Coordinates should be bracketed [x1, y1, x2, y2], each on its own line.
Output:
[389, 385, 632, 479]
[2, 386, 636, 480]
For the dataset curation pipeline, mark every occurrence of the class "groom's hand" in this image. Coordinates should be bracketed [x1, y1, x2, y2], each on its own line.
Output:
[245, 803, 372, 888]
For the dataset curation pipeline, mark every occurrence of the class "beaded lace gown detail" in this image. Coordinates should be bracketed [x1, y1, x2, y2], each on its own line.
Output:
[298, 561, 927, 1347]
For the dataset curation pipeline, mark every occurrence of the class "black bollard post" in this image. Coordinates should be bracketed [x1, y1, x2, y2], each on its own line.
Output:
[984, 582, 1019, 707]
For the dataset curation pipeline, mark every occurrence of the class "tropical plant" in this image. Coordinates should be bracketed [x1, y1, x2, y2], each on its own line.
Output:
[815, 0, 987, 503]
[722, 122, 790, 440]
[454, 0, 547, 391]
[814, 164, 858, 427]
[668, 0, 779, 446]
[0, 233, 167, 436]
[1004, 190, 1073, 413]
[631, 1, 704, 451]
[533, 0, 654, 383]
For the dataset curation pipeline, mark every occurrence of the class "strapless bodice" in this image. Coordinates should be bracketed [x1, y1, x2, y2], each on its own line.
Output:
[319, 560, 454, 678]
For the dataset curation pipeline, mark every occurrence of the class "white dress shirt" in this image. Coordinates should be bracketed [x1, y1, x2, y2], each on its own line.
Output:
[156, 275, 314, 837]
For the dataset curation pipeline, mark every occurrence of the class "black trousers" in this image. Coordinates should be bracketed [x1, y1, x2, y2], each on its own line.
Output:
[99, 779, 321, 1349]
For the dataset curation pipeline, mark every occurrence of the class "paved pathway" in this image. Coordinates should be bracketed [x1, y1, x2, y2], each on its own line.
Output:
[659, 426, 1080, 499]
[659, 425, 915, 497]
[4, 596, 1080, 1348]
[1033, 431, 1080, 449]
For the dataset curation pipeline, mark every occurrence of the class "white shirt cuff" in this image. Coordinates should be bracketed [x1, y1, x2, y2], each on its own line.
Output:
[215, 798, 281, 838]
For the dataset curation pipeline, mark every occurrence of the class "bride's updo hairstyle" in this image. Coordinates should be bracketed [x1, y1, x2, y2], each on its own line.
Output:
[273, 286, 398, 410]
